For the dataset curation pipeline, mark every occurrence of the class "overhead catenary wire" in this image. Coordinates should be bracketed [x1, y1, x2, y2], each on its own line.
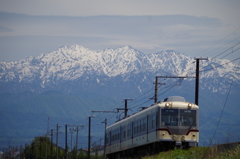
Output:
[183, 56, 240, 78]
[179, 43, 240, 78]
[211, 41, 240, 60]
[91, 78, 182, 124]
[128, 78, 183, 110]
[195, 26, 240, 58]
[220, 46, 240, 59]
[209, 36, 240, 60]
[200, 57, 240, 73]
[208, 75, 234, 147]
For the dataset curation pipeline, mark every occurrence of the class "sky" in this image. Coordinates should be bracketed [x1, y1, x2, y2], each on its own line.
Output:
[0, 0, 240, 61]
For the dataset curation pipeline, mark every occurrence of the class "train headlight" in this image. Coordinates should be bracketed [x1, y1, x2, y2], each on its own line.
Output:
[172, 135, 177, 141]
[165, 103, 170, 107]
[188, 103, 192, 108]
[181, 136, 185, 141]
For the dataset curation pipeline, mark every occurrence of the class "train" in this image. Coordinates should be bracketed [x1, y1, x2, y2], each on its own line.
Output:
[105, 96, 199, 158]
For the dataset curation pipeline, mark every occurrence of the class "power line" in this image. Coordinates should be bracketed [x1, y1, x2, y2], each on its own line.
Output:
[208, 77, 234, 147]
[211, 37, 240, 59]
[196, 26, 240, 58]
[211, 42, 240, 60]
[199, 57, 240, 73]
[211, 58, 240, 145]
[220, 46, 240, 59]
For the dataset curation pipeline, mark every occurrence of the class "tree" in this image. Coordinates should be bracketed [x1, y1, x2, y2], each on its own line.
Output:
[21, 136, 65, 159]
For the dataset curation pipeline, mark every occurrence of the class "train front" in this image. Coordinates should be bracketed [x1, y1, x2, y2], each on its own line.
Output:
[158, 96, 199, 148]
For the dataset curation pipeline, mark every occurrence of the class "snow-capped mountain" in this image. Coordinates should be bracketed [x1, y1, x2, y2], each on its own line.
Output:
[0, 44, 239, 95]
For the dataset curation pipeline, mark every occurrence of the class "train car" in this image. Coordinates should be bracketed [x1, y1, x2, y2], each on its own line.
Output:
[105, 96, 199, 158]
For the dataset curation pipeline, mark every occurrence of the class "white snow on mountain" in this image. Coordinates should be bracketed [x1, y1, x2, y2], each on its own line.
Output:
[0, 44, 239, 92]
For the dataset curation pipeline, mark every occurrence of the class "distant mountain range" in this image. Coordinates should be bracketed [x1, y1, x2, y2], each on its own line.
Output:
[0, 45, 239, 149]
[0, 45, 239, 94]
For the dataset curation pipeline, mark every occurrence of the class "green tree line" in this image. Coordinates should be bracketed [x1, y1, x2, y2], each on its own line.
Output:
[21, 136, 103, 159]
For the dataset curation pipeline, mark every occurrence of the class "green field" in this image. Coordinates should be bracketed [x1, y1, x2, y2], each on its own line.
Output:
[142, 145, 240, 159]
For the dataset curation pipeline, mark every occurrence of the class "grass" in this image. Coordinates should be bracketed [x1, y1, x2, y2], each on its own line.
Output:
[142, 145, 240, 159]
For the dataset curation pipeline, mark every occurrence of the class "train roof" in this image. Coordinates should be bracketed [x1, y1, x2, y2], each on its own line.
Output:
[162, 96, 186, 102]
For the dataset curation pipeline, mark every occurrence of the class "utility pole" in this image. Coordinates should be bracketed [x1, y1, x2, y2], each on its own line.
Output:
[75, 127, 79, 159]
[123, 99, 133, 118]
[194, 57, 208, 105]
[101, 118, 107, 159]
[88, 116, 95, 159]
[69, 128, 75, 151]
[90, 111, 117, 159]
[124, 99, 132, 117]
[56, 124, 61, 159]
[155, 76, 158, 103]
[67, 124, 85, 159]
[46, 117, 50, 159]
[51, 129, 53, 159]
[117, 99, 133, 118]
[65, 124, 68, 159]
[153, 76, 166, 103]
[153, 76, 187, 103]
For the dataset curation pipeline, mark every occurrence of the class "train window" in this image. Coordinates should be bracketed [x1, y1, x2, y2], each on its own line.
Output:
[133, 118, 148, 135]
[161, 109, 178, 126]
[152, 115, 156, 129]
[117, 129, 120, 140]
[127, 124, 132, 137]
[148, 114, 156, 129]
[140, 120, 142, 132]
[110, 131, 113, 141]
[180, 110, 196, 126]
[139, 118, 147, 132]
[143, 118, 147, 131]
[137, 121, 140, 133]
[111, 130, 114, 141]
[111, 129, 120, 142]
[134, 122, 137, 134]
[121, 126, 126, 139]
[149, 115, 152, 129]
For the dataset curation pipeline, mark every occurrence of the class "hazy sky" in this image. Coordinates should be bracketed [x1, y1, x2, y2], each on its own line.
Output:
[0, 0, 240, 61]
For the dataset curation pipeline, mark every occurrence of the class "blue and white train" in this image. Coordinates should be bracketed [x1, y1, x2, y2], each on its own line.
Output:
[105, 96, 199, 158]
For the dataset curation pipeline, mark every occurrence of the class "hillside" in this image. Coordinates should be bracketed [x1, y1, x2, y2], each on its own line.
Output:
[142, 144, 240, 159]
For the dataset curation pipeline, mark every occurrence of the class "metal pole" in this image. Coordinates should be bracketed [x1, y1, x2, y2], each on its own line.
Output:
[195, 59, 200, 105]
[124, 100, 128, 118]
[65, 124, 68, 159]
[122, 99, 133, 118]
[88, 117, 91, 159]
[194, 57, 208, 105]
[75, 127, 79, 159]
[70, 129, 73, 151]
[56, 124, 59, 159]
[103, 118, 107, 159]
[154, 76, 158, 103]
[51, 129, 53, 159]
[45, 135, 47, 159]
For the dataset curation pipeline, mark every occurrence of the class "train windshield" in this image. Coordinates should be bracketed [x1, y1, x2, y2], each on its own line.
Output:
[161, 109, 178, 126]
[180, 110, 196, 126]
[161, 109, 196, 126]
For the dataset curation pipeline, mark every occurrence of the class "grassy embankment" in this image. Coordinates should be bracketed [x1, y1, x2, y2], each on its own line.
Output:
[142, 145, 240, 159]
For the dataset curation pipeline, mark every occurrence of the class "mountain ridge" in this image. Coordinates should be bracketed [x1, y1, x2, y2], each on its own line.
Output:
[0, 44, 239, 95]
